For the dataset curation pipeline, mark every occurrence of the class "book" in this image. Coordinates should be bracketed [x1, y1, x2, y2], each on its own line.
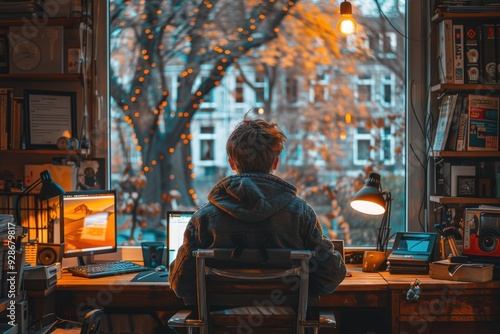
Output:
[455, 97, 469, 151]
[466, 94, 499, 151]
[433, 94, 458, 152]
[439, 19, 454, 84]
[445, 94, 464, 150]
[481, 24, 496, 84]
[0, 88, 14, 150]
[453, 24, 464, 84]
[464, 23, 481, 84]
[429, 259, 494, 282]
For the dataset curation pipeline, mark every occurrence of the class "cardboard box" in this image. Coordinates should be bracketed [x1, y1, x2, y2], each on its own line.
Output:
[429, 259, 494, 282]
[25, 164, 77, 192]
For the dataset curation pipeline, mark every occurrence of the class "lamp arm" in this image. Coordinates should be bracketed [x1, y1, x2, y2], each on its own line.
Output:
[15, 178, 43, 226]
[377, 191, 392, 252]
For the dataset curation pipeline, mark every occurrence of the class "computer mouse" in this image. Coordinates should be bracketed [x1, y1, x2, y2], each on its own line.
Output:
[155, 265, 167, 272]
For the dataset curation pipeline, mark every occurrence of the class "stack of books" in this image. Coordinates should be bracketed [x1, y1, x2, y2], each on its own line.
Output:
[0, 0, 43, 19]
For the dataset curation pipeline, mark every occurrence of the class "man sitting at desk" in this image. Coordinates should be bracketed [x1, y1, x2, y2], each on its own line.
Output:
[169, 116, 346, 304]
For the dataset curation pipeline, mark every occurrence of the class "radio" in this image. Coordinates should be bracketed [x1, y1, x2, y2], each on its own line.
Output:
[23, 264, 59, 290]
[463, 209, 500, 258]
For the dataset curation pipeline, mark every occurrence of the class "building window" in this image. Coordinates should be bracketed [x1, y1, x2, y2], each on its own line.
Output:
[357, 74, 372, 102]
[311, 73, 328, 103]
[254, 70, 266, 105]
[286, 75, 298, 103]
[353, 127, 372, 165]
[200, 139, 214, 161]
[382, 74, 393, 106]
[235, 75, 244, 103]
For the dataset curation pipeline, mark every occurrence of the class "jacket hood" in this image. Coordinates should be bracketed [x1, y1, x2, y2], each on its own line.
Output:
[208, 173, 297, 222]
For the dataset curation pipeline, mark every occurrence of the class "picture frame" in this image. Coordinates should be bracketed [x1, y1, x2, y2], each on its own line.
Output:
[24, 90, 77, 149]
[0, 34, 8, 73]
[457, 176, 476, 197]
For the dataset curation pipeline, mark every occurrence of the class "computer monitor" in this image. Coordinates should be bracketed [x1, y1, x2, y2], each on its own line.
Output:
[166, 210, 195, 266]
[60, 190, 118, 265]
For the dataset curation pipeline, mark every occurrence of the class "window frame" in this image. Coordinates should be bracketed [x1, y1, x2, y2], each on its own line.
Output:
[100, 0, 428, 261]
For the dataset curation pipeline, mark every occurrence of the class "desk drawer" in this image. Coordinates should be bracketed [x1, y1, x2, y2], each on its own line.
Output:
[320, 291, 388, 308]
[398, 288, 500, 316]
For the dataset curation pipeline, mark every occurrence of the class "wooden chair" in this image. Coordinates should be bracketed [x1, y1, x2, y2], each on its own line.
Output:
[168, 248, 336, 334]
[34, 308, 104, 334]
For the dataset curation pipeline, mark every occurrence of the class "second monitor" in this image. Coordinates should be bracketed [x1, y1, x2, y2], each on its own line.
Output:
[60, 190, 118, 265]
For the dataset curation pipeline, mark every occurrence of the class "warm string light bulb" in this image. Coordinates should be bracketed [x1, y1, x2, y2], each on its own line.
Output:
[337, 0, 356, 36]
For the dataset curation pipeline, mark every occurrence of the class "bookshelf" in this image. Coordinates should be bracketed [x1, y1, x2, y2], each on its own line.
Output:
[0, 3, 95, 186]
[428, 6, 500, 231]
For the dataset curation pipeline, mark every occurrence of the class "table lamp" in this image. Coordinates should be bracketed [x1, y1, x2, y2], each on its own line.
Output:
[15, 170, 66, 227]
[350, 172, 392, 271]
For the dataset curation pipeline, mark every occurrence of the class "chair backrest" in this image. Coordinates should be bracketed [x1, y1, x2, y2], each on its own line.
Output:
[80, 309, 104, 334]
[194, 248, 313, 332]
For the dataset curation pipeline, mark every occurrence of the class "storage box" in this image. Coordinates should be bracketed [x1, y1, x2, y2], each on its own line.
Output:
[429, 259, 494, 282]
[24, 164, 77, 192]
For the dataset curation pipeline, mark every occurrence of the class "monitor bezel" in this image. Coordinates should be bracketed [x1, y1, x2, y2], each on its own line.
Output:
[60, 189, 118, 259]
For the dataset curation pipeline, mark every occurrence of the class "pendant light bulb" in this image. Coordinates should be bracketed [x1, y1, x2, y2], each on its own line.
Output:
[337, 0, 356, 36]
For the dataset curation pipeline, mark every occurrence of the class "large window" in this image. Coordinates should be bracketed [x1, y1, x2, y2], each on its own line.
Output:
[108, 0, 408, 248]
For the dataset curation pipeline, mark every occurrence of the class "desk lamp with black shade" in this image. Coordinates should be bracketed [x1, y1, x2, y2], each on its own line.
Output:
[350, 172, 392, 272]
[15, 170, 66, 242]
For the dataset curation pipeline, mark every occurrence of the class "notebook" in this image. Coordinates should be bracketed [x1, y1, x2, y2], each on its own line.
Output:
[166, 210, 195, 267]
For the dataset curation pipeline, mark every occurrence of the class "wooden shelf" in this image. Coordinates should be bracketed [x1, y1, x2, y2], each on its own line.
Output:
[0, 73, 81, 81]
[430, 196, 500, 205]
[431, 83, 500, 93]
[431, 151, 500, 158]
[0, 16, 90, 28]
[432, 10, 500, 23]
[0, 149, 79, 155]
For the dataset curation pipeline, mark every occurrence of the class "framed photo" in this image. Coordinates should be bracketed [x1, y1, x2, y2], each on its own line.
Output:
[24, 90, 77, 149]
[457, 176, 476, 197]
[0, 34, 8, 73]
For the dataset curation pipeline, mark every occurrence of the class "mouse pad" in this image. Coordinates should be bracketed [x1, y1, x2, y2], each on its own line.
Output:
[130, 270, 169, 282]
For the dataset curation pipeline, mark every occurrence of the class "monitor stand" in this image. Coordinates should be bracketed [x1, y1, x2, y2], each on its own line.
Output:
[77, 254, 95, 266]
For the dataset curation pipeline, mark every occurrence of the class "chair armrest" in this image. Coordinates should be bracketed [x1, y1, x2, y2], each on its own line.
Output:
[168, 310, 204, 328]
[168, 310, 193, 326]
[319, 310, 336, 328]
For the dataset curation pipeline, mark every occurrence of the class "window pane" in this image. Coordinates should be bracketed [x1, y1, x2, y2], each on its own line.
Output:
[109, 0, 406, 248]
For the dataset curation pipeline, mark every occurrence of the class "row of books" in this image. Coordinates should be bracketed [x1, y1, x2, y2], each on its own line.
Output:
[433, 93, 499, 152]
[434, 0, 500, 11]
[438, 19, 500, 85]
[0, 88, 24, 150]
[0, 0, 43, 19]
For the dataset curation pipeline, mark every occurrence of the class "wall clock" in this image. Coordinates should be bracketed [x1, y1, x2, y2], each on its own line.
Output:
[11, 39, 42, 71]
[9, 26, 64, 74]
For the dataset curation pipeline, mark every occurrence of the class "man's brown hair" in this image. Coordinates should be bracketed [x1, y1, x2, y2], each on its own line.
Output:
[226, 117, 287, 173]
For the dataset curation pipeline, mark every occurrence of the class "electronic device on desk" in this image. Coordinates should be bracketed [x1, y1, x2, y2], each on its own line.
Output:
[24, 264, 59, 290]
[166, 210, 195, 267]
[387, 232, 437, 274]
[454, 208, 500, 279]
[60, 190, 148, 278]
[66, 260, 148, 278]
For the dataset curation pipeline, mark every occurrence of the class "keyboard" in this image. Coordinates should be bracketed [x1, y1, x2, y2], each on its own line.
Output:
[66, 260, 149, 278]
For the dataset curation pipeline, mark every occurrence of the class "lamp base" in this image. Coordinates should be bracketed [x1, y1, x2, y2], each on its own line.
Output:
[362, 250, 387, 272]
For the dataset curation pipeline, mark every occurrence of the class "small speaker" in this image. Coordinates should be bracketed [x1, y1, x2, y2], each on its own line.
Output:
[141, 242, 165, 268]
[37, 243, 63, 265]
[16, 300, 28, 334]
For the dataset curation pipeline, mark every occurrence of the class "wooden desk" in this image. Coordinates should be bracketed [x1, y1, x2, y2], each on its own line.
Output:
[381, 272, 500, 334]
[50, 267, 500, 334]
